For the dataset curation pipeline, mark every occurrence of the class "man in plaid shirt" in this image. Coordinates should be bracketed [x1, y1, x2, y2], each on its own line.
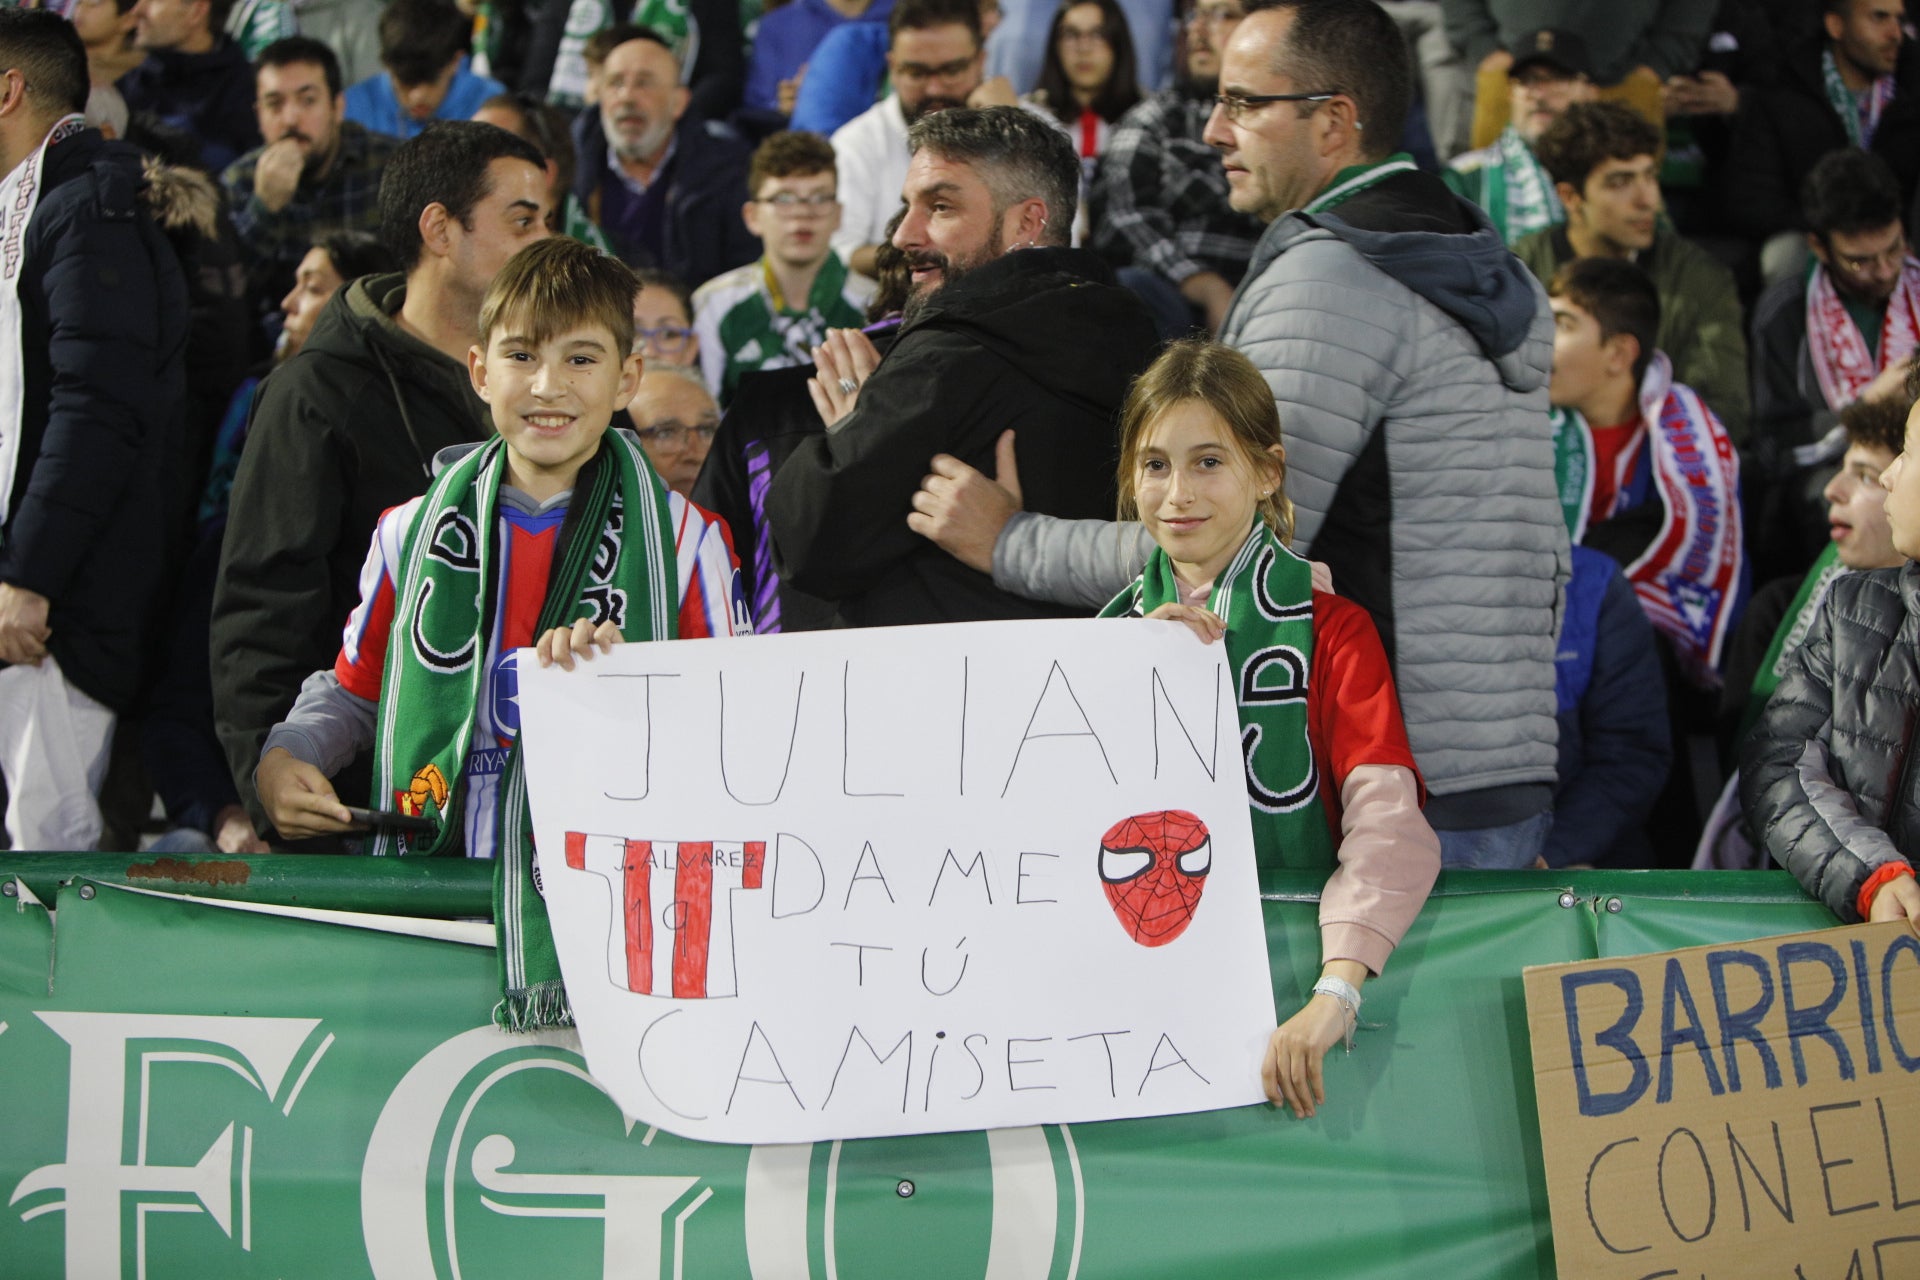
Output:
[1088, 0, 1262, 337]
[221, 36, 401, 306]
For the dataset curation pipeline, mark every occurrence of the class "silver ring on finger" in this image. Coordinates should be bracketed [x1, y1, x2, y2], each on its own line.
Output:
[838, 377, 858, 395]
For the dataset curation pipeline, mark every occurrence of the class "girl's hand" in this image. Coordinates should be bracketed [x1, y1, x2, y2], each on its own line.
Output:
[1262, 995, 1350, 1118]
[536, 618, 623, 671]
[1146, 602, 1225, 644]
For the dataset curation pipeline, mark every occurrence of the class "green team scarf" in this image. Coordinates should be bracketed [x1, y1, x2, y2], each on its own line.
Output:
[1099, 524, 1333, 880]
[371, 432, 678, 1030]
[1483, 127, 1562, 246]
[1303, 152, 1417, 216]
[1736, 543, 1845, 744]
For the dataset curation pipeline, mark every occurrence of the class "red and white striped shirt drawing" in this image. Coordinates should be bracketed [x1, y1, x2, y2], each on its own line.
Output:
[566, 833, 767, 998]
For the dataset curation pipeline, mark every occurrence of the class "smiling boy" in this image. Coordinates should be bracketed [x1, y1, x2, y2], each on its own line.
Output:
[255, 237, 747, 1026]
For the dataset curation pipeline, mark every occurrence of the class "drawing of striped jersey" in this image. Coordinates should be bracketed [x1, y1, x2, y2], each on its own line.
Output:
[566, 834, 766, 998]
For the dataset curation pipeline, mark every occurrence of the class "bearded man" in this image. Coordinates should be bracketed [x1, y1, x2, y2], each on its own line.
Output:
[765, 105, 1157, 627]
[221, 37, 401, 305]
[571, 24, 757, 283]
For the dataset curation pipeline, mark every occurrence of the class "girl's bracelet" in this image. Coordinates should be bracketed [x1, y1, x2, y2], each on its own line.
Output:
[1311, 975, 1362, 1052]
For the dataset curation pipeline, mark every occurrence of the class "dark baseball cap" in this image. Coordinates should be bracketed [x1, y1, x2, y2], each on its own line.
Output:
[1509, 28, 1592, 81]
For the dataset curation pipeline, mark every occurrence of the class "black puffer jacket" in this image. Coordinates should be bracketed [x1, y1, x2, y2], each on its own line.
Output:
[0, 128, 187, 713]
[1740, 563, 1920, 921]
[765, 247, 1159, 627]
[210, 273, 490, 826]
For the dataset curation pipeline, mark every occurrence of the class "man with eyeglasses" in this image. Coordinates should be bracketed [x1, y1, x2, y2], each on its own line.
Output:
[829, 0, 1016, 280]
[1749, 147, 1920, 580]
[1088, 0, 1261, 337]
[627, 365, 721, 496]
[692, 130, 873, 403]
[1442, 27, 1593, 245]
[943, 0, 1566, 869]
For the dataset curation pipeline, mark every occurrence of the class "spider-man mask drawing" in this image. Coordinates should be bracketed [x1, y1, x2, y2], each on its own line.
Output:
[1099, 810, 1211, 947]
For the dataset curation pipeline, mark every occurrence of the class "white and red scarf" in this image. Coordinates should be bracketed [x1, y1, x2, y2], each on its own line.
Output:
[0, 113, 85, 530]
[1806, 255, 1920, 411]
[1551, 353, 1745, 684]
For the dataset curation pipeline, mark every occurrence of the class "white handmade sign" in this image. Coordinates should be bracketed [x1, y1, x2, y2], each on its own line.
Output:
[517, 618, 1275, 1144]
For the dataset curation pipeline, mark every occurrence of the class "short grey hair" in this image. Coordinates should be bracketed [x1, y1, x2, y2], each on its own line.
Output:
[905, 106, 1076, 246]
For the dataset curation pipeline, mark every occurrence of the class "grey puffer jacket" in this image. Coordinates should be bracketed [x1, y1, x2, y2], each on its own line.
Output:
[1740, 564, 1920, 923]
[1219, 170, 1565, 799]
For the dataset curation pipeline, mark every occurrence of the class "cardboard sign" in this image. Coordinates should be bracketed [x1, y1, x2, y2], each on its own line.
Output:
[1524, 920, 1920, 1279]
[517, 618, 1278, 1145]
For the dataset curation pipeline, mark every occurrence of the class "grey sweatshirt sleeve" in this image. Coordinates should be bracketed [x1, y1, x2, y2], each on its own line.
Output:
[991, 513, 1156, 609]
[259, 669, 378, 779]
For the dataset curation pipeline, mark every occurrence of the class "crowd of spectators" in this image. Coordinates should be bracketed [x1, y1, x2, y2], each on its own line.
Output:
[1, 0, 1919, 933]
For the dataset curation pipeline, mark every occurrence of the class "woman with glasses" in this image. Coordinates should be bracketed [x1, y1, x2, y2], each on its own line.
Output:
[1030, 0, 1141, 163]
[632, 267, 703, 371]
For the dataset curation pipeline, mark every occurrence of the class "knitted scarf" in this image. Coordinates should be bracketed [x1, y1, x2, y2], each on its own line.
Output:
[1550, 352, 1745, 683]
[1099, 523, 1332, 879]
[1806, 254, 1920, 411]
[1483, 127, 1562, 246]
[371, 432, 677, 1030]
[1303, 152, 1418, 216]
[1822, 47, 1897, 148]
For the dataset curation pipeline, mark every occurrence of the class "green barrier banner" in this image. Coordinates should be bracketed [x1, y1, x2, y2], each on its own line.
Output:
[0, 873, 1841, 1278]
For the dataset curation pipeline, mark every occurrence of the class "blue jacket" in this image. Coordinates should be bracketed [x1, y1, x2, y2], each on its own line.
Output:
[746, 0, 894, 116]
[1546, 546, 1672, 868]
[344, 59, 506, 140]
[787, 23, 889, 136]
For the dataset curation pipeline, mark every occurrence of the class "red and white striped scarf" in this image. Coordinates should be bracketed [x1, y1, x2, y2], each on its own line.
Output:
[1806, 255, 1920, 411]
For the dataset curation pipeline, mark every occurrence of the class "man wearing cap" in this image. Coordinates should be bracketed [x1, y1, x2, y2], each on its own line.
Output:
[1443, 28, 1594, 245]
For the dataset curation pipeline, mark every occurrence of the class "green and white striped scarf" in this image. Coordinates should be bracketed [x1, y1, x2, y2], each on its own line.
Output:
[1099, 523, 1333, 881]
[1483, 127, 1562, 246]
[372, 432, 677, 1030]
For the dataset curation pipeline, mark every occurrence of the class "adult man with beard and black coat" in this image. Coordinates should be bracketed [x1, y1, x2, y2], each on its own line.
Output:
[765, 105, 1157, 627]
[210, 120, 548, 842]
[0, 9, 187, 850]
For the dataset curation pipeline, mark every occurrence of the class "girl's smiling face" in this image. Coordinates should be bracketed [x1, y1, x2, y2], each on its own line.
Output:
[1134, 398, 1282, 585]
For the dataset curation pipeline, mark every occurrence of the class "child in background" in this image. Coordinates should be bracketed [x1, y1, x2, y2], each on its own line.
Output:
[255, 237, 747, 1027]
[1097, 340, 1440, 1119]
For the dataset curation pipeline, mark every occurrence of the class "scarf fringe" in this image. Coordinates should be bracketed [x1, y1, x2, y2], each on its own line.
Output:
[494, 982, 576, 1033]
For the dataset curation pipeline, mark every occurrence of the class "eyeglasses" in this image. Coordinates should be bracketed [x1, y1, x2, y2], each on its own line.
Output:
[1828, 237, 1909, 276]
[1186, 4, 1242, 27]
[894, 54, 980, 84]
[636, 419, 719, 450]
[634, 324, 696, 355]
[756, 192, 840, 210]
[1212, 89, 1336, 121]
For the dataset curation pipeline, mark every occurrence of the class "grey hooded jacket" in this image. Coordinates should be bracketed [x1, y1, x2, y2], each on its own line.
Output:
[994, 169, 1567, 808]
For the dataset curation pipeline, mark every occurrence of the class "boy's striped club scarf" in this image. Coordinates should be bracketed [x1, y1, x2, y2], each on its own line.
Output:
[1483, 127, 1562, 246]
[1551, 352, 1745, 685]
[1099, 522, 1333, 881]
[371, 432, 677, 1030]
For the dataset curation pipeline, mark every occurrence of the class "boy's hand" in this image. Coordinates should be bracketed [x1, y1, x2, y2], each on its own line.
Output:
[255, 747, 354, 839]
[1145, 602, 1226, 644]
[537, 618, 623, 671]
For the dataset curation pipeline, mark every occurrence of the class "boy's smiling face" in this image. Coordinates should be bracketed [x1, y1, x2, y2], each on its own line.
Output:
[470, 320, 644, 502]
